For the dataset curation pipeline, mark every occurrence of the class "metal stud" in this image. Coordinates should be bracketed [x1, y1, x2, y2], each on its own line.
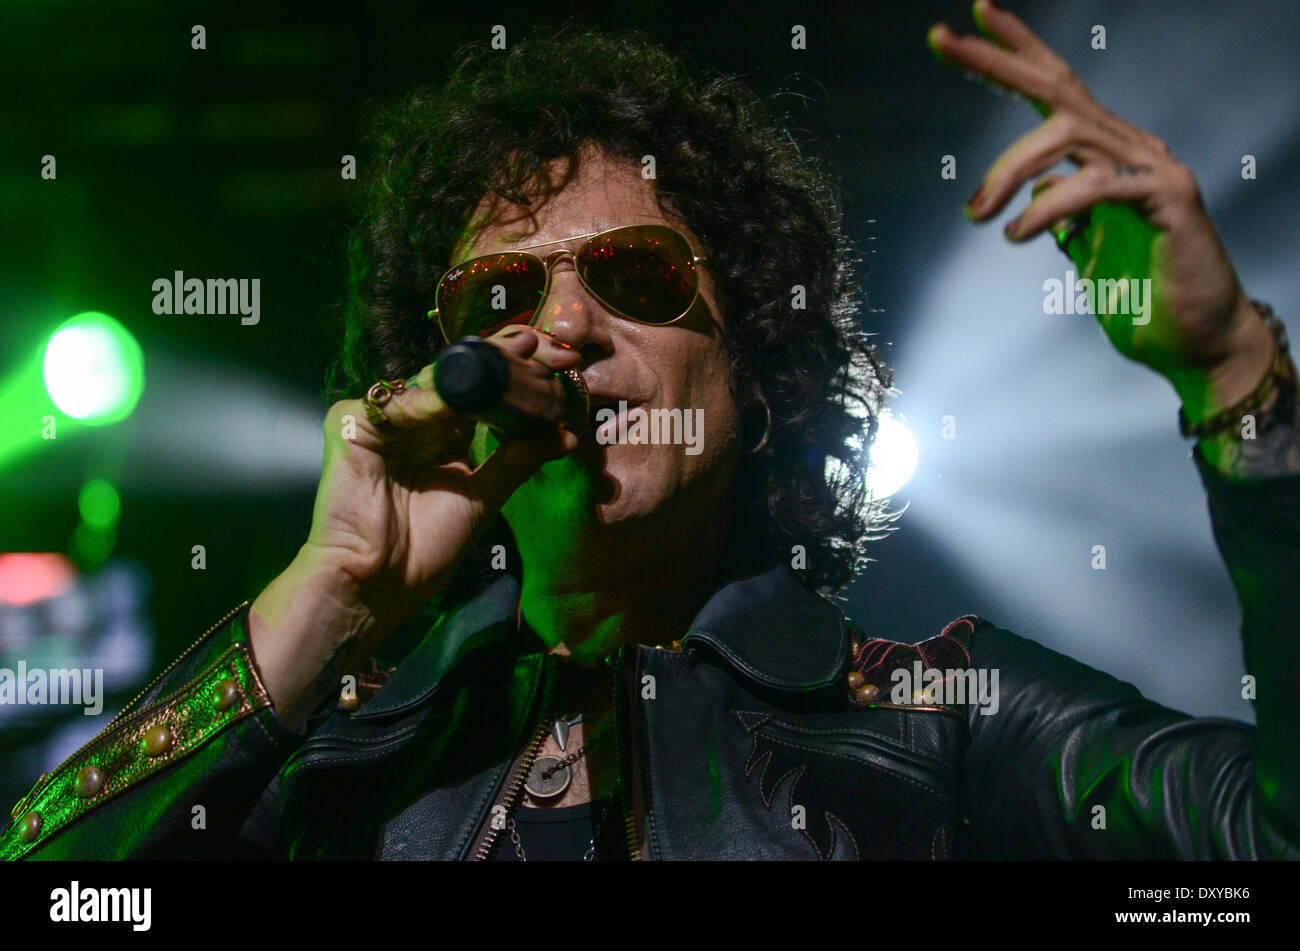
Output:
[74, 765, 104, 798]
[143, 725, 173, 757]
[214, 678, 240, 711]
[17, 811, 42, 843]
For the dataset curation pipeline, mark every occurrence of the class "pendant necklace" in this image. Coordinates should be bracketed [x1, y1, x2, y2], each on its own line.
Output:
[524, 713, 589, 800]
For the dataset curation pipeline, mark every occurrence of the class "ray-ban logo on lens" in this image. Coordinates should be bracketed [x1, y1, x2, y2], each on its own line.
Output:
[595, 401, 704, 455]
[151, 271, 260, 325]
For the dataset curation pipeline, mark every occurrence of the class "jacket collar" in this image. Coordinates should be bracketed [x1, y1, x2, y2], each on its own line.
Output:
[358, 561, 848, 717]
[680, 561, 848, 691]
[356, 574, 527, 719]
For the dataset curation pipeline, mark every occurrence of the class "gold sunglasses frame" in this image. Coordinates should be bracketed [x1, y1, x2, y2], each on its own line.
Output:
[427, 224, 709, 344]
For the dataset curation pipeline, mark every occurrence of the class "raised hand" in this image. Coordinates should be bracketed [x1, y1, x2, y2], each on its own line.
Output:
[927, 0, 1276, 424]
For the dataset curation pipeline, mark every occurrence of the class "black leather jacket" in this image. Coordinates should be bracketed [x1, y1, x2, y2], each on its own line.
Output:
[4, 454, 1298, 859]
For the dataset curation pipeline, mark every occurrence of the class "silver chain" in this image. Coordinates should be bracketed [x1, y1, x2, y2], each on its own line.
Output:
[540, 738, 594, 781]
[507, 795, 611, 862]
[508, 815, 528, 860]
[507, 718, 614, 861]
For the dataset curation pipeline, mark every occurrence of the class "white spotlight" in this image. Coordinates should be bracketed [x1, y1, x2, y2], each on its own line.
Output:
[865, 412, 918, 499]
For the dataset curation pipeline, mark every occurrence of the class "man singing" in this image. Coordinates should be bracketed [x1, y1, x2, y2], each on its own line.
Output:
[5, 2, 1297, 860]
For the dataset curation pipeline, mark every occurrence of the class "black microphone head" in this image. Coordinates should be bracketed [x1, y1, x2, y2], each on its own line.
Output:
[434, 336, 510, 414]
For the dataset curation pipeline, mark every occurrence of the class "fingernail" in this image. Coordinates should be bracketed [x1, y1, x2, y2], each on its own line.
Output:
[538, 328, 573, 349]
[967, 186, 986, 215]
[1004, 216, 1021, 239]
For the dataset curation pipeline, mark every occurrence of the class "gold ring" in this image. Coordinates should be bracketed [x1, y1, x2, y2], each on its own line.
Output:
[556, 368, 589, 436]
[1054, 208, 1091, 256]
[362, 378, 407, 431]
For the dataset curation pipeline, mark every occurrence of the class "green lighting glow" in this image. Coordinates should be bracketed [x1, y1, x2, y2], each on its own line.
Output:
[71, 522, 116, 567]
[42, 312, 145, 424]
[78, 478, 121, 530]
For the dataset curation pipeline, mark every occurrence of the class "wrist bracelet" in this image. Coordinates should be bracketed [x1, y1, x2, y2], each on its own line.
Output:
[1179, 301, 1297, 440]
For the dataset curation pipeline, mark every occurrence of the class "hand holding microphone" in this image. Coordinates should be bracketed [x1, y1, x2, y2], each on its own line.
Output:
[434, 331, 590, 440]
[250, 325, 584, 728]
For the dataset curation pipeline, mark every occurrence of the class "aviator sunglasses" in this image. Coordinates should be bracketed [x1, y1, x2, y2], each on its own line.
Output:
[428, 224, 708, 343]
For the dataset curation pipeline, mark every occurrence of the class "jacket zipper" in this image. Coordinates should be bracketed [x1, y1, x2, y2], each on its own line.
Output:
[467, 656, 558, 860]
[614, 644, 650, 861]
[10, 600, 250, 821]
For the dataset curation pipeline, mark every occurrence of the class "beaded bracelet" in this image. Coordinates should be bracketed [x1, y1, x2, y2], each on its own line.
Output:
[1179, 301, 1297, 440]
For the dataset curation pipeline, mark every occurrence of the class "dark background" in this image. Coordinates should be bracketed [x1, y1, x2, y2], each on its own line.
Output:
[3, 0, 1297, 804]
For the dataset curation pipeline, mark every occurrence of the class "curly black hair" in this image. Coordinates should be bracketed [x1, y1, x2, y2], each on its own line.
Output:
[331, 25, 893, 602]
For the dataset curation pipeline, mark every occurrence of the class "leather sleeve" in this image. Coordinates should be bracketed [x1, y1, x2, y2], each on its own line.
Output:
[0, 603, 305, 860]
[963, 456, 1300, 859]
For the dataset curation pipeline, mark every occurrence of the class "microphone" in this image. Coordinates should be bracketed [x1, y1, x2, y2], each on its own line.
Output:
[433, 335, 590, 439]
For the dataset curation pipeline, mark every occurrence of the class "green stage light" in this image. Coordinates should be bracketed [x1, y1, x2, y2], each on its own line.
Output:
[78, 478, 121, 530]
[71, 521, 116, 567]
[42, 312, 145, 424]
